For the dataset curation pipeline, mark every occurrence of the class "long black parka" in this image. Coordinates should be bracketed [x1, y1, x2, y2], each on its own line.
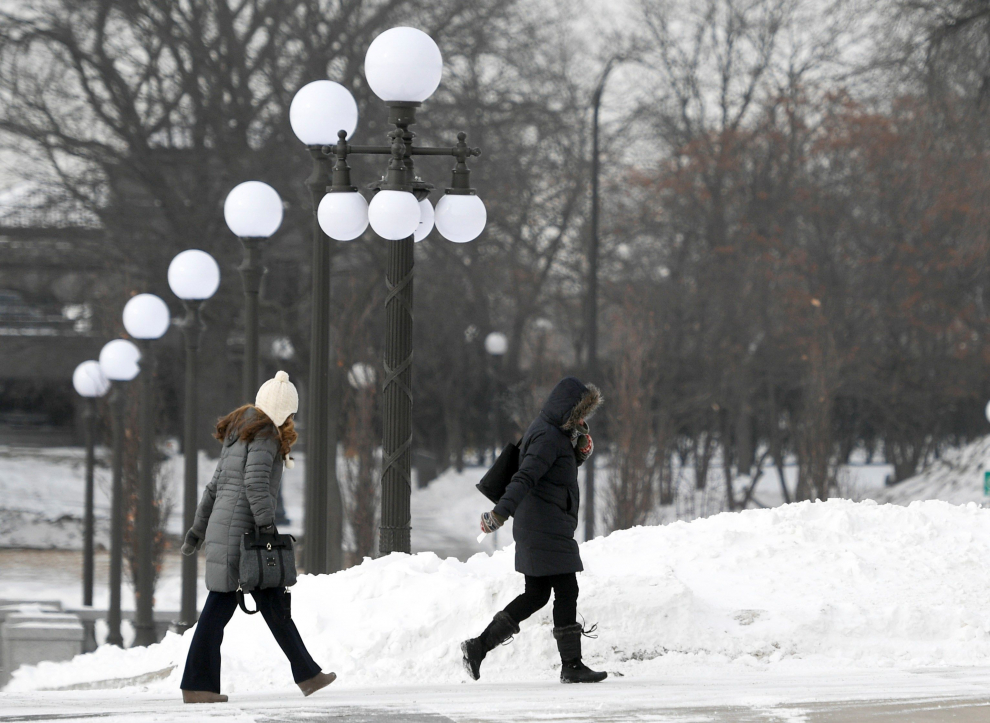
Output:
[493, 377, 602, 577]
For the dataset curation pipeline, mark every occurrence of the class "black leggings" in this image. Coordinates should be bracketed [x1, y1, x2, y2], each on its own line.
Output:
[180, 588, 321, 693]
[503, 573, 578, 628]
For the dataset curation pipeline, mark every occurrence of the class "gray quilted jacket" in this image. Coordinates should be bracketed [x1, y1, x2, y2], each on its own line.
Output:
[192, 410, 283, 592]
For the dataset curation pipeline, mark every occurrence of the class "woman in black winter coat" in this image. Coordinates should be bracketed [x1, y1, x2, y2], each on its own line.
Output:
[462, 376, 607, 684]
[178, 372, 336, 704]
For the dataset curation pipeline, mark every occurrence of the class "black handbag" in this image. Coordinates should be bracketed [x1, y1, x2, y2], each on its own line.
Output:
[476, 441, 521, 504]
[236, 525, 297, 615]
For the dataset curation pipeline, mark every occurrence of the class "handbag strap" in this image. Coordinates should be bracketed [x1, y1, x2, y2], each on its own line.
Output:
[236, 587, 259, 615]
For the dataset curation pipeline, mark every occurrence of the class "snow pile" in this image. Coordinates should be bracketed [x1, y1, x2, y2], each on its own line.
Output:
[874, 436, 990, 507]
[8, 499, 990, 693]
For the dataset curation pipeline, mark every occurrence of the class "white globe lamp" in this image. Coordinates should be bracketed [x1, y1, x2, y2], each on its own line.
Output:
[168, 250, 220, 301]
[290, 81, 359, 145]
[484, 332, 508, 357]
[99, 339, 141, 382]
[73, 360, 110, 398]
[224, 181, 283, 238]
[435, 193, 487, 243]
[123, 294, 171, 340]
[368, 190, 421, 240]
[365, 27, 443, 103]
[414, 198, 434, 242]
[347, 362, 377, 390]
[318, 191, 369, 241]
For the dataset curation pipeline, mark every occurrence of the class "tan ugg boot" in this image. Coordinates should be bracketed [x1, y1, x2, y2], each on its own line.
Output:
[182, 689, 228, 703]
[298, 671, 336, 696]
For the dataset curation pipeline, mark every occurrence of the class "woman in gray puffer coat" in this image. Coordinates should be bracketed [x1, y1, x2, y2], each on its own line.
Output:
[179, 372, 335, 704]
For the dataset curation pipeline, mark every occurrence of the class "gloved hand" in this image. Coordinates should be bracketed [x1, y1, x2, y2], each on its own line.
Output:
[181, 529, 203, 556]
[480, 510, 506, 534]
[259, 523, 276, 534]
[573, 421, 594, 465]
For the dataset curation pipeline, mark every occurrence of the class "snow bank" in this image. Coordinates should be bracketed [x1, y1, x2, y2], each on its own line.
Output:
[8, 499, 990, 693]
[875, 436, 990, 507]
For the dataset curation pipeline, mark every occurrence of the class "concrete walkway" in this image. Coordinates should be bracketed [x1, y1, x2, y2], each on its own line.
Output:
[2, 669, 990, 723]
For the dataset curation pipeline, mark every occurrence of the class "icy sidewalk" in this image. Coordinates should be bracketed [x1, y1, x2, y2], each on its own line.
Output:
[3, 665, 990, 722]
[8, 499, 990, 696]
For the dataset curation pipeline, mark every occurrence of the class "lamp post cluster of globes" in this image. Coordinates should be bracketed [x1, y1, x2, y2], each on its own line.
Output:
[69, 25, 490, 645]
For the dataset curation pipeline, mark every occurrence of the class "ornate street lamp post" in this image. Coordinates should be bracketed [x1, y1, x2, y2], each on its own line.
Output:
[167, 250, 220, 632]
[122, 294, 171, 647]
[72, 361, 110, 607]
[98, 338, 141, 647]
[289, 79, 358, 574]
[224, 181, 283, 403]
[302, 27, 487, 555]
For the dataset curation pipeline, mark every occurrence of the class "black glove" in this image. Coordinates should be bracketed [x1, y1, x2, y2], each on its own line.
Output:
[181, 529, 202, 556]
[259, 523, 276, 534]
[480, 510, 506, 534]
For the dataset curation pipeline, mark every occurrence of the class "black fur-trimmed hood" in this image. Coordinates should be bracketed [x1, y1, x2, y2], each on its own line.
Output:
[540, 377, 603, 431]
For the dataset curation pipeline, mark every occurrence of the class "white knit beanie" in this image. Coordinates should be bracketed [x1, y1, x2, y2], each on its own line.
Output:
[255, 370, 298, 427]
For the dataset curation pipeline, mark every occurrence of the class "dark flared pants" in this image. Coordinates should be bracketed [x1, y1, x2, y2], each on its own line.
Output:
[180, 588, 321, 693]
[503, 572, 579, 627]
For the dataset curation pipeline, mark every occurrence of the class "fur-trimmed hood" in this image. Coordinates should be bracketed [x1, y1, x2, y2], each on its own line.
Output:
[540, 377, 603, 431]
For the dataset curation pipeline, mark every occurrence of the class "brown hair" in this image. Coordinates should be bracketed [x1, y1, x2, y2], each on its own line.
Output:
[215, 405, 297, 459]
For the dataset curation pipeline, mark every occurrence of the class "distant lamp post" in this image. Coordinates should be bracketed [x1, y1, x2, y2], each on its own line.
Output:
[98, 338, 141, 647]
[300, 26, 485, 557]
[72, 360, 110, 608]
[224, 181, 283, 403]
[484, 332, 508, 463]
[168, 250, 220, 633]
[122, 293, 171, 647]
[585, 55, 625, 542]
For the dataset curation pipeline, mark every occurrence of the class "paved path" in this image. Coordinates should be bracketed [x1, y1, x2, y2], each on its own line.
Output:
[3, 668, 990, 723]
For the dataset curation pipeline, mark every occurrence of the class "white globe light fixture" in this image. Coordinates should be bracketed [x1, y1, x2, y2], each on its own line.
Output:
[318, 190, 369, 241]
[347, 362, 377, 390]
[290, 80, 359, 145]
[484, 332, 508, 357]
[414, 198, 434, 242]
[985, 399, 990, 424]
[368, 190, 421, 240]
[435, 193, 487, 244]
[73, 360, 110, 398]
[365, 27, 443, 103]
[123, 293, 171, 340]
[99, 339, 141, 382]
[168, 250, 220, 301]
[224, 181, 283, 238]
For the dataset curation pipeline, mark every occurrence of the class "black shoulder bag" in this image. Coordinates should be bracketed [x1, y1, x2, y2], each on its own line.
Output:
[476, 441, 521, 504]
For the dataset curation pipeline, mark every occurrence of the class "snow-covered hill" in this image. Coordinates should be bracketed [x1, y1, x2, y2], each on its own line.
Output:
[873, 437, 990, 507]
[9, 499, 990, 693]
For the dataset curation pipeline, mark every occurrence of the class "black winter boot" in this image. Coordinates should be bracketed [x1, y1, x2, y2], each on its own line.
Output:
[553, 623, 607, 683]
[461, 611, 520, 680]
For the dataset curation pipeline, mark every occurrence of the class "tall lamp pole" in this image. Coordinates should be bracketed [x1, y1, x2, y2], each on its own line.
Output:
[72, 361, 110, 607]
[122, 294, 171, 647]
[294, 27, 487, 556]
[98, 339, 141, 647]
[585, 55, 622, 542]
[224, 181, 282, 403]
[168, 250, 220, 632]
[289, 80, 360, 574]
